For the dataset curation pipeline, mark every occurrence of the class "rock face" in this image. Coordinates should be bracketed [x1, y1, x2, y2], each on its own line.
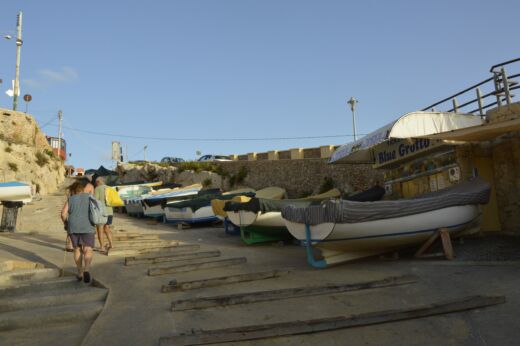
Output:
[0, 108, 65, 195]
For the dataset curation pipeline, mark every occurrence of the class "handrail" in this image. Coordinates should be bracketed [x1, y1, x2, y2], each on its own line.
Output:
[421, 58, 520, 115]
[490, 57, 520, 73]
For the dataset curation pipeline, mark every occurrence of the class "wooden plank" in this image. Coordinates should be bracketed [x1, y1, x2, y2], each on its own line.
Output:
[112, 240, 178, 248]
[148, 257, 247, 276]
[162, 269, 290, 293]
[160, 295, 505, 345]
[114, 234, 160, 241]
[107, 244, 199, 257]
[171, 275, 417, 311]
[414, 230, 440, 258]
[439, 228, 455, 260]
[125, 251, 221, 266]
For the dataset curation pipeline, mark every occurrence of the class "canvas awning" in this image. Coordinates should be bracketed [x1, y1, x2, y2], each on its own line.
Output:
[329, 111, 484, 164]
[416, 117, 520, 141]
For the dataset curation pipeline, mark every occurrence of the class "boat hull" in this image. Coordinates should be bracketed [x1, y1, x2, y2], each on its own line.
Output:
[227, 211, 293, 244]
[284, 205, 480, 264]
[0, 182, 32, 203]
[124, 200, 144, 217]
[164, 206, 218, 224]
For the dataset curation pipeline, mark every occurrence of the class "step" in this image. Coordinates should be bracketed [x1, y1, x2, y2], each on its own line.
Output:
[0, 319, 88, 346]
[0, 276, 85, 298]
[0, 301, 104, 331]
[0, 268, 60, 288]
[0, 286, 108, 312]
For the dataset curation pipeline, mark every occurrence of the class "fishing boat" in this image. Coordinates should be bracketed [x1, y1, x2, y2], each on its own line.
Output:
[163, 188, 248, 224]
[226, 187, 385, 245]
[142, 184, 202, 219]
[211, 187, 287, 220]
[0, 182, 32, 204]
[163, 188, 255, 225]
[281, 178, 491, 268]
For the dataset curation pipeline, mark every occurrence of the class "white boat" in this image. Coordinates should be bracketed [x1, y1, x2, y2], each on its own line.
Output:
[0, 182, 32, 204]
[226, 187, 387, 245]
[281, 178, 491, 267]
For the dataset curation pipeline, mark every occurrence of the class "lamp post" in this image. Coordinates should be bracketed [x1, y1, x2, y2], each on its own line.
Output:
[347, 97, 359, 141]
[3, 11, 23, 111]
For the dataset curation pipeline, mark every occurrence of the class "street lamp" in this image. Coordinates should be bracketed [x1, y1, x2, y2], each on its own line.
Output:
[2, 11, 23, 111]
[347, 97, 359, 141]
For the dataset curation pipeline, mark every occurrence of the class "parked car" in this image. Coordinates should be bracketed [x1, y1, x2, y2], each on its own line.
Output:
[160, 157, 185, 164]
[197, 155, 232, 162]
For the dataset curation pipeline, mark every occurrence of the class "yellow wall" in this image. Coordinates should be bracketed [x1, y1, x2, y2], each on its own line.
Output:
[472, 156, 501, 232]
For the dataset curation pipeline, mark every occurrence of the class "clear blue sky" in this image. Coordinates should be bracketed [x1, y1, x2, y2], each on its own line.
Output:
[0, 0, 518, 169]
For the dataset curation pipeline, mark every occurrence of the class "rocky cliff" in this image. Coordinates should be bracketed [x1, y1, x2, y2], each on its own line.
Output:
[0, 108, 65, 195]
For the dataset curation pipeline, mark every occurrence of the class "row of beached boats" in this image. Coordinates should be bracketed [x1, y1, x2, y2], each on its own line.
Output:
[115, 177, 491, 268]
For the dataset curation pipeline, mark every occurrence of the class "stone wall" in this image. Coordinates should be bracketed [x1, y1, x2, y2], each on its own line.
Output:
[118, 160, 384, 198]
[0, 108, 65, 194]
[197, 159, 383, 198]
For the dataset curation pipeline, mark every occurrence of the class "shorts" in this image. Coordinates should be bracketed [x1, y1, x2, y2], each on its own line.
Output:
[69, 233, 95, 248]
[106, 215, 113, 225]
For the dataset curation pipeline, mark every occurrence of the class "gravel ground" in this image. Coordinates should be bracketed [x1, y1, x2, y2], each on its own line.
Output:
[452, 234, 520, 261]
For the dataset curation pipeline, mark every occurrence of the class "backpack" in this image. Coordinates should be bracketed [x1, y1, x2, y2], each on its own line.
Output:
[105, 186, 124, 207]
[89, 196, 109, 225]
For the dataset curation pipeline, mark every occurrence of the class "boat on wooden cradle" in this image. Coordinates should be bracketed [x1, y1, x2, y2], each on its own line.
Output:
[0, 182, 32, 204]
[142, 184, 202, 219]
[164, 188, 255, 225]
[281, 178, 491, 268]
[226, 186, 385, 245]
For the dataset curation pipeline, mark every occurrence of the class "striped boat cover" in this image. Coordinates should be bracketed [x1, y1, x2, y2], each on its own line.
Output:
[281, 178, 491, 225]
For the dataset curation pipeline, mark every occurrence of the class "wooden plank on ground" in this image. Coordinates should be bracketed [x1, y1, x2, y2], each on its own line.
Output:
[171, 275, 416, 311]
[107, 244, 199, 257]
[125, 251, 221, 266]
[162, 269, 290, 292]
[114, 234, 160, 241]
[148, 257, 247, 276]
[112, 240, 178, 248]
[160, 295, 505, 345]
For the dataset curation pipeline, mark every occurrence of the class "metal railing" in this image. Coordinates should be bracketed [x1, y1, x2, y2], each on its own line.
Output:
[421, 58, 520, 116]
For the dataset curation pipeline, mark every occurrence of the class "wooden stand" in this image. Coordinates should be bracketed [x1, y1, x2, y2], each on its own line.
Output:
[414, 228, 454, 260]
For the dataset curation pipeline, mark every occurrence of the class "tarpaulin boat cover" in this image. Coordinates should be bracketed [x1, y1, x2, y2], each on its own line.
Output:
[281, 178, 491, 225]
[345, 185, 386, 202]
[167, 191, 256, 212]
[223, 187, 380, 213]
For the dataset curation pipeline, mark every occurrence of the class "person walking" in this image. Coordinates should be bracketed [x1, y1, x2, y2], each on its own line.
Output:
[94, 177, 114, 253]
[61, 180, 95, 283]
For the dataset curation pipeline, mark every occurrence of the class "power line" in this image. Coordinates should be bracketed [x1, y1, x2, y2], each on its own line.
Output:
[49, 124, 365, 142]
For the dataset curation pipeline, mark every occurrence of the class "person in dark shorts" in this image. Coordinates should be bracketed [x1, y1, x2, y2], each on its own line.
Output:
[61, 180, 95, 283]
[94, 177, 114, 253]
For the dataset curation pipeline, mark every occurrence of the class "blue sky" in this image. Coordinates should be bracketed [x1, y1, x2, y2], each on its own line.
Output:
[0, 0, 518, 169]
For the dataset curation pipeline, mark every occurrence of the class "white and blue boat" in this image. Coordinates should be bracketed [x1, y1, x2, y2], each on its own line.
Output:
[281, 178, 491, 268]
[0, 182, 32, 204]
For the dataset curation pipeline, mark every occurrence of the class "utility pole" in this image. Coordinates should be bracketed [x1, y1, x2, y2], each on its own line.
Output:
[13, 11, 22, 111]
[144, 145, 148, 162]
[347, 97, 359, 141]
[57, 110, 63, 158]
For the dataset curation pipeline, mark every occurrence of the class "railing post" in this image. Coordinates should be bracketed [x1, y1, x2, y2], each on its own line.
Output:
[452, 98, 459, 112]
[493, 73, 502, 107]
[501, 67, 512, 105]
[476, 87, 484, 117]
